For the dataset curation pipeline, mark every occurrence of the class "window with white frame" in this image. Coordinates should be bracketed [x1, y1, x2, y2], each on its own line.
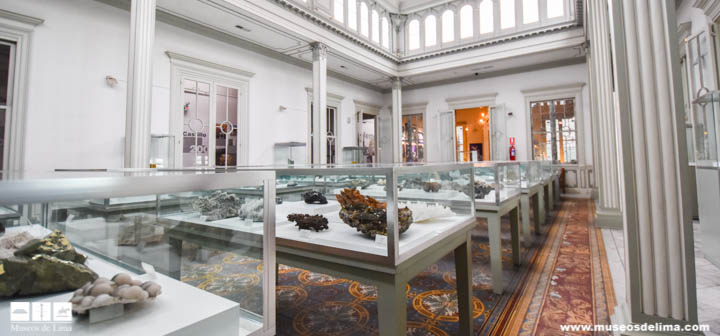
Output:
[547, 0, 564, 18]
[523, 0, 539, 24]
[408, 19, 420, 50]
[425, 15, 437, 47]
[500, 0, 515, 29]
[333, 0, 344, 23]
[348, 0, 357, 30]
[460, 5, 473, 39]
[442, 10, 454, 43]
[479, 0, 494, 34]
[381, 17, 390, 48]
[360, 2, 369, 37]
[530, 98, 577, 163]
[0, 41, 14, 171]
[310, 104, 339, 164]
[371, 9, 380, 42]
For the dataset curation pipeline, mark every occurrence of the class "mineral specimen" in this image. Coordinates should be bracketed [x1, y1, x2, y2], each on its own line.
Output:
[117, 216, 164, 247]
[0, 230, 97, 298]
[287, 214, 329, 232]
[302, 191, 328, 204]
[336, 188, 413, 238]
[475, 182, 494, 199]
[400, 202, 456, 222]
[70, 273, 162, 314]
[239, 198, 264, 222]
[193, 191, 243, 221]
[423, 182, 441, 192]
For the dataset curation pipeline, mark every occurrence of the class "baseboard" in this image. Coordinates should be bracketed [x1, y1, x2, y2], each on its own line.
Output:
[595, 206, 623, 229]
[561, 188, 593, 199]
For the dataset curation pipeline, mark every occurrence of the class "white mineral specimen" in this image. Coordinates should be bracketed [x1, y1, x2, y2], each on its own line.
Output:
[399, 202, 456, 223]
[70, 273, 161, 314]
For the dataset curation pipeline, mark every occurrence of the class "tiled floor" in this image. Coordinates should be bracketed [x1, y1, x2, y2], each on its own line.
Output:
[602, 223, 720, 335]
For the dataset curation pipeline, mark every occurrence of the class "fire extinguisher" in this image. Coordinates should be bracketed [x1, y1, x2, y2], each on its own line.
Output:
[509, 137, 516, 161]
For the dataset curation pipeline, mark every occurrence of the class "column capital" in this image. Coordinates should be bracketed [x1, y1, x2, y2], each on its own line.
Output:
[310, 42, 328, 60]
[391, 77, 403, 90]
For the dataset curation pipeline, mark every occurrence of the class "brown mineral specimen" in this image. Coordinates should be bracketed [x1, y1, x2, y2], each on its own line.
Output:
[287, 214, 329, 232]
[423, 182, 441, 192]
[335, 188, 412, 238]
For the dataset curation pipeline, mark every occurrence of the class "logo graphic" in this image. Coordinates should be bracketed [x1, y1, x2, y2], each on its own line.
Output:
[10, 302, 30, 321]
[53, 302, 72, 322]
[32, 302, 52, 321]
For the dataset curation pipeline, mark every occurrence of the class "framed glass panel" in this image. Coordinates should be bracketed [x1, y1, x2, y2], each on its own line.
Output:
[183, 79, 211, 167]
[403, 114, 425, 162]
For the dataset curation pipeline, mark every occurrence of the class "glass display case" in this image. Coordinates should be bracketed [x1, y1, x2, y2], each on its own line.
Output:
[149, 134, 175, 168]
[255, 163, 474, 266]
[540, 160, 553, 180]
[692, 91, 720, 167]
[273, 142, 307, 166]
[0, 170, 276, 336]
[342, 146, 367, 164]
[518, 161, 541, 189]
[473, 161, 521, 206]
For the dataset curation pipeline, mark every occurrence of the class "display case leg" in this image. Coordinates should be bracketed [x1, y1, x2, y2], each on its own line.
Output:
[532, 194, 541, 235]
[509, 207, 521, 266]
[538, 188, 546, 225]
[376, 275, 407, 335]
[520, 195, 531, 247]
[454, 234, 473, 336]
[488, 215, 503, 294]
[168, 237, 182, 280]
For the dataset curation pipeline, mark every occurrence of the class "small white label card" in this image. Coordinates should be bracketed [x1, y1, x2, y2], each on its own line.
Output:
[374, 234, 387, 246]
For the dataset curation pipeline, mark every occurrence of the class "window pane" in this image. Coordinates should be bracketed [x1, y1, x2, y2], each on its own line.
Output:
[381, 17, 390, 48]
[408, 19, 420, 50]
[0, 108, 4, 169]
[531, 98, 576, 163]
[547, 0, 564, 18]
[479, 0, 494, 34]
[215, 85, 238, 167]
[348, 0, 357, 30]
[523, 0, 539, 23]
[333, 0, 344, 22]
[460, 5, 473, 39]
[183, 79, 211, 167]
[403, 114, 424, 162]
[360, 2, 369, 37]
[442, 10, 454, 43]
[425, 15, 437, 47]
[500, 0, 515, 29]
[372, 10, 380, 42]
[327, 107, 336, 164]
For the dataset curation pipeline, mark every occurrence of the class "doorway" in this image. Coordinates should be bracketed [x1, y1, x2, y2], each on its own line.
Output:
[454, 107, 490, 162]
[360, 113, 377, 163]
[402, 114, 424, 162]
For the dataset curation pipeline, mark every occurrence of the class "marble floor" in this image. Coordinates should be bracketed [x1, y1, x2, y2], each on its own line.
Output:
[602, 222, 720, 335]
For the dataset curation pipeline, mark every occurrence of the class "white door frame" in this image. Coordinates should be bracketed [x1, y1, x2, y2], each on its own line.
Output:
[306, 88, 344, 164]
[0, 11, 43, 171]
[354, 100, 381, 163]
[445, 93, 498, 162]
[402, 102, 428, 162]
[167, 52, 253, 168]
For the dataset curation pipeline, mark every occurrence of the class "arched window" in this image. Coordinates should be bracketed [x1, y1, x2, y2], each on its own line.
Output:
[441, 10, 454, 43]
[425, 15, 437, 47]
[460, 5, 473, 39]
[479, 0, 493, 34]
[381, 17, 390, 48]
[523, 0, 538, 23]
[360, 2, 369, 37]
[348, 0, 357, 30]
[547, 0, 564, 18]
[371, 10, 380, 42]
[408, 19, 420, 50]
[500, 0, 515, 29]
[333, 0, 344, 22]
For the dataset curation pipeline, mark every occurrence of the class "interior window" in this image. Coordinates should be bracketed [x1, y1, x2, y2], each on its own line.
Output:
[425, 15, 437, 47]
[523, 0, 539, 24]
[479, 0, 494, 34]
[333, 0, 344, 23]
[531, 98, 577, 163]
[372, 10, 380, 42]
[408, 19, 420, 50]
[360, 2, 369, 37]
[381, 17, 390, 48]
[442, 10, 454, 43]
[348, 0, 357, 30]
[500, 0, 515, 29]
[460, 5, 473, 39]
[547, 0, 564, 18]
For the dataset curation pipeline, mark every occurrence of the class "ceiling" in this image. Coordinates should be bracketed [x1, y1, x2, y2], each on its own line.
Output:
[121, 0, 586, 92]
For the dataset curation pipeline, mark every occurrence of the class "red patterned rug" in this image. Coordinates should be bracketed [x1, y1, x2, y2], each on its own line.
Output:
[499, 199, 615, 335]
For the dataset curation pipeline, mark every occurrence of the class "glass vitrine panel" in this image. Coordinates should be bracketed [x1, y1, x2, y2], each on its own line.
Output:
[473, 162, 521, 206]
[519, 161, 541, 188]
[693, 91, 720, 167]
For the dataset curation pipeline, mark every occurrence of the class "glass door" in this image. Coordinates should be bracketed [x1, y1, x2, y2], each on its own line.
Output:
[402, 114, 424, 162]
[0, 41, 14, 171]
[310, 105, 338, 164]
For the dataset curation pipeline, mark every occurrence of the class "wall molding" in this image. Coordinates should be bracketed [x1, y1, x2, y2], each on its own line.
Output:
[446, 93, 498, 110]
[402, 102, 427, 115]
[694, 0, 720, 22]
[0, 9, 44, 27]
[166, 51, 256, 78]
[354, 99, 382, 114]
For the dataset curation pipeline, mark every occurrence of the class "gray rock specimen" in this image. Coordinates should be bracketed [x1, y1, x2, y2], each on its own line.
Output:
[193, 191, 243, 221]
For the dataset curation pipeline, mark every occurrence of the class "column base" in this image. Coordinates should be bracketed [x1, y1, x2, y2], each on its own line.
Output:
[595, 205, 623, 229]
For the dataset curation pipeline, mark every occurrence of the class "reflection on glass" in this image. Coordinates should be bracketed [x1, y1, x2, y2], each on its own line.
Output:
[403, 114, 424, 162]
[183, 79, 210, 167]
[215, 85, 238, 167]
[530, 98, 577, 163]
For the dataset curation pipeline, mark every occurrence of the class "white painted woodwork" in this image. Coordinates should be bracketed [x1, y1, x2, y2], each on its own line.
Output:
[391, 77, 402, 162]
[311, 42, 329, 164]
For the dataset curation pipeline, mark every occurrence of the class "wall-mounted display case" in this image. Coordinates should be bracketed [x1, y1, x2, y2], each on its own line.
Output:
[273, 142, 306, 166]
[249, 163, 475, 266]
[473, 161, 521, 206]
[519, 161, 541, 189]
[0, 170, 276, 336]
[692, 91, 720, 167]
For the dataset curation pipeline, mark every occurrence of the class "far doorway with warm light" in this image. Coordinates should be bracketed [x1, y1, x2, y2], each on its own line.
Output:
[455, 107, 491, 162]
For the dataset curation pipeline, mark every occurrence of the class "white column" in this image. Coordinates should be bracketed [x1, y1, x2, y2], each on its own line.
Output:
[608, 0, 698, 325]
[124, 0, 156, 168]
[588, 0, 622, 228]
[391, 77, 402, 163]
[311, 42, 328, 164]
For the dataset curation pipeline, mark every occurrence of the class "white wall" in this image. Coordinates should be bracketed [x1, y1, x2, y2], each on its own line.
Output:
[398, 63, 592, 164]
[1, 0, 384, 170]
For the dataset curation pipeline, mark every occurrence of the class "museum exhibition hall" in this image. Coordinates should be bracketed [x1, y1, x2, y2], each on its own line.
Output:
[0, 0, 719, 335]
